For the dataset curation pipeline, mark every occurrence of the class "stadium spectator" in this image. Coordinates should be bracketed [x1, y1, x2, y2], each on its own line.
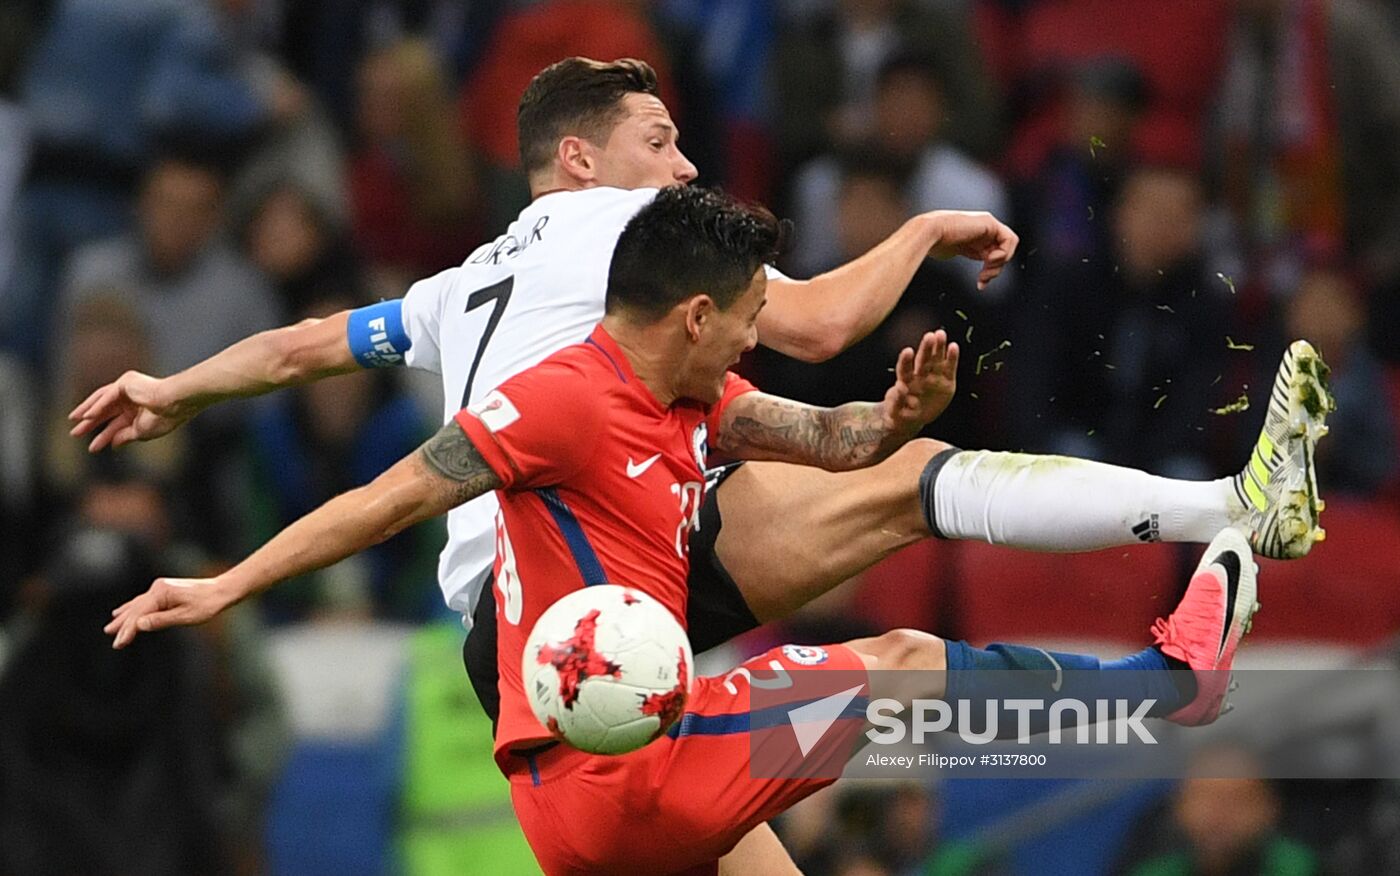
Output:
[770, 0, 1003, 176]
[55, 157, 282, 380]
[349, 39, 483, 288]
[241, 181, 360, 315]
[1113, 743, 1319, 876]
[54, 157, 281, 557]
[1008, 164, 1235, 477]
[272, 0, 506, 129]
[994, 0, 1228, 183]
[212, 0, 350, 243]
[787, 54, 1009, 293]
[1209, 0, 1400, 363]
[653, 0, 778, 200]
[1013, 57, 1147, 274]
[43, 294, 187, 503]
[761, 149, 996, 450]
[229, 99, 348, 254]
[833, 151, 916, 275]
[4, 0, 287, 366]
[0, 468, 287, 876]
[245, 297, 439, 623]
[458, 0, 678, 224]
[779, 782, 1001, 876]
[1284, 267, 1398, 497]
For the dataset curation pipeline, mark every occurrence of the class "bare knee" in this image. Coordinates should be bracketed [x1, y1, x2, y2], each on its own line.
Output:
[847, 629, 949, 702]
[850, 628, 945, 672]
[889, 437, 952, 470]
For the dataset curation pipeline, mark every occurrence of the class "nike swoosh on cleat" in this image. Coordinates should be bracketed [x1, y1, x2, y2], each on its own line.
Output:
[1034, 648, 1064, 693]
[626, 453, 663, 478]
[1214, 550, 1242, 662]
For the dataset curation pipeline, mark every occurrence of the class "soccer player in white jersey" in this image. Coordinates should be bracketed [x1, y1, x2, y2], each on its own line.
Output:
[73, 58, 1330, 863]
[103, 186, 1312, 874]
[73, 56, 1330, 619]
[73, 53, 1330, 649]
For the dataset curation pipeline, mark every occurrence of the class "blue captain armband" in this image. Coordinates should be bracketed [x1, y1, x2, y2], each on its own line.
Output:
[347, 299, 412, 367]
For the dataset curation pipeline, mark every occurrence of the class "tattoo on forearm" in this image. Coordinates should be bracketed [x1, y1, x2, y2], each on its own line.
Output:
[717, 395, 896, 470]
[417, 422, 502, 505]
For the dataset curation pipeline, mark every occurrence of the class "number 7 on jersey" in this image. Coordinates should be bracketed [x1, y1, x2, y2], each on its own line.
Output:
[461, 276, 514, 407]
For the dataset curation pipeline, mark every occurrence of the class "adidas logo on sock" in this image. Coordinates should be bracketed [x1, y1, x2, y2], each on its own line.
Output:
[1133, 515, 1161, 543]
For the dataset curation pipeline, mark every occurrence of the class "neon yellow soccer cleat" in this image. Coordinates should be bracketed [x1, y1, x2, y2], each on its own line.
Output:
[1232, 340, 1335, 559]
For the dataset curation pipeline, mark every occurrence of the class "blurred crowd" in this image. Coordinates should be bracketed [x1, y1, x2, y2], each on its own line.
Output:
[771, 743, 1400, 875]
[0, 0, 1398, 874]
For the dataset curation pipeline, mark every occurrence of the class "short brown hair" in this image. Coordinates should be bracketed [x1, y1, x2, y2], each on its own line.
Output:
[516, 57, 660, 176]
[606, 186, 786, 322]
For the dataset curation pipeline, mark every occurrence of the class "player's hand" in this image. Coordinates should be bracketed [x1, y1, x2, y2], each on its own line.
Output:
[68, 371, 198, 452]
[880, 330, 959, 434]
[920, 210, 1019, 290]
[105, 576, 241, 649]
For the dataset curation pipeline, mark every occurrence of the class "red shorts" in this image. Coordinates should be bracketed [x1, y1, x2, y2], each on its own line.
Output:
[504, 642, 870, 876]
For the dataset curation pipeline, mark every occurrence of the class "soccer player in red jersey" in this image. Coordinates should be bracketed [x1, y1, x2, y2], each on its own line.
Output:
[107, 186, 1270, 874]
[74, 61, 1325, 672]
[106, 184, 959, 873]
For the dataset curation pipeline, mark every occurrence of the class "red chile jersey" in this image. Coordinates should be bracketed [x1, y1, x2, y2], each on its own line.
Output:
[453, 324, 756, 765]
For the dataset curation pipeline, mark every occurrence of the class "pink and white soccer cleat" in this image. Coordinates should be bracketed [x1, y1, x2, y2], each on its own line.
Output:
[1152, 527, 1261, 726]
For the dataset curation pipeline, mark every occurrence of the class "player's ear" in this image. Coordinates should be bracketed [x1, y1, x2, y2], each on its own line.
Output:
[557, 136, 595, 183]
[683, 295, 713, 343]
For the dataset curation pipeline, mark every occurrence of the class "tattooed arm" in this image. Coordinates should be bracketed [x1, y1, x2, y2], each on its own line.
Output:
[106, 421, 501, 647]
[713, 330, 959, 471]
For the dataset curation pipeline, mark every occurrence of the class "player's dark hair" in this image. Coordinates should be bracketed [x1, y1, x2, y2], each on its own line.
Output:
[606, 186, 786, 322]
[517, 57, 661, 176]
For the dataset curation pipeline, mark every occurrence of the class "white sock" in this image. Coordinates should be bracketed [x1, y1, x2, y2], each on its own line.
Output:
[923, 450, 1238, 551]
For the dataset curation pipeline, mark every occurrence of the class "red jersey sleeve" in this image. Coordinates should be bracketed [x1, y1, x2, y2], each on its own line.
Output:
[453, 359, 605, 490]
[705, 371, 758, 434]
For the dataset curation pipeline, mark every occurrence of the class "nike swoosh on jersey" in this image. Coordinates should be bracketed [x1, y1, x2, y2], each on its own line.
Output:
[626, 453, 663, 478]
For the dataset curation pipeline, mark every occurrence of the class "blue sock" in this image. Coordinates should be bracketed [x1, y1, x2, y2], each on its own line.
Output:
[943, 641, 1194, 739]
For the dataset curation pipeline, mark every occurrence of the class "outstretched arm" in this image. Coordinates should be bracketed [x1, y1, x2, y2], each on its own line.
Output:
[713, 330, 958, 471]
[105, 420, 499, 648]
[758, 210, 1017, 363]
[70, 310, 360, 451]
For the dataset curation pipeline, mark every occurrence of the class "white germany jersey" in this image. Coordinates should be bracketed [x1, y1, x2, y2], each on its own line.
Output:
[401, 186, 658, 623]
[400, 186, 788, 625]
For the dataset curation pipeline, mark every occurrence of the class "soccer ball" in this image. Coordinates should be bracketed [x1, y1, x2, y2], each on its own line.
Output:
[523, 585, 693, 755]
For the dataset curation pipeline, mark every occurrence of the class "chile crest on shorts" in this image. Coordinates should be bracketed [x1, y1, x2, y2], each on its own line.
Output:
[782, 645, 829, 665]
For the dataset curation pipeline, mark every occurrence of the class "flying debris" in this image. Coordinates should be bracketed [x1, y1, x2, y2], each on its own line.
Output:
[1210, 393, 1251, 415]
[974, 340, 1012, 376]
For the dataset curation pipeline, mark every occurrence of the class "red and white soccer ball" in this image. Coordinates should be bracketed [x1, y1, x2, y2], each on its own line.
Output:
[523, 584, 693, 755]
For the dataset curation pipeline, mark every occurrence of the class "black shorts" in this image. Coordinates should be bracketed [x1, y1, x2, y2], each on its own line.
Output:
[463, 463, 760, 726]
